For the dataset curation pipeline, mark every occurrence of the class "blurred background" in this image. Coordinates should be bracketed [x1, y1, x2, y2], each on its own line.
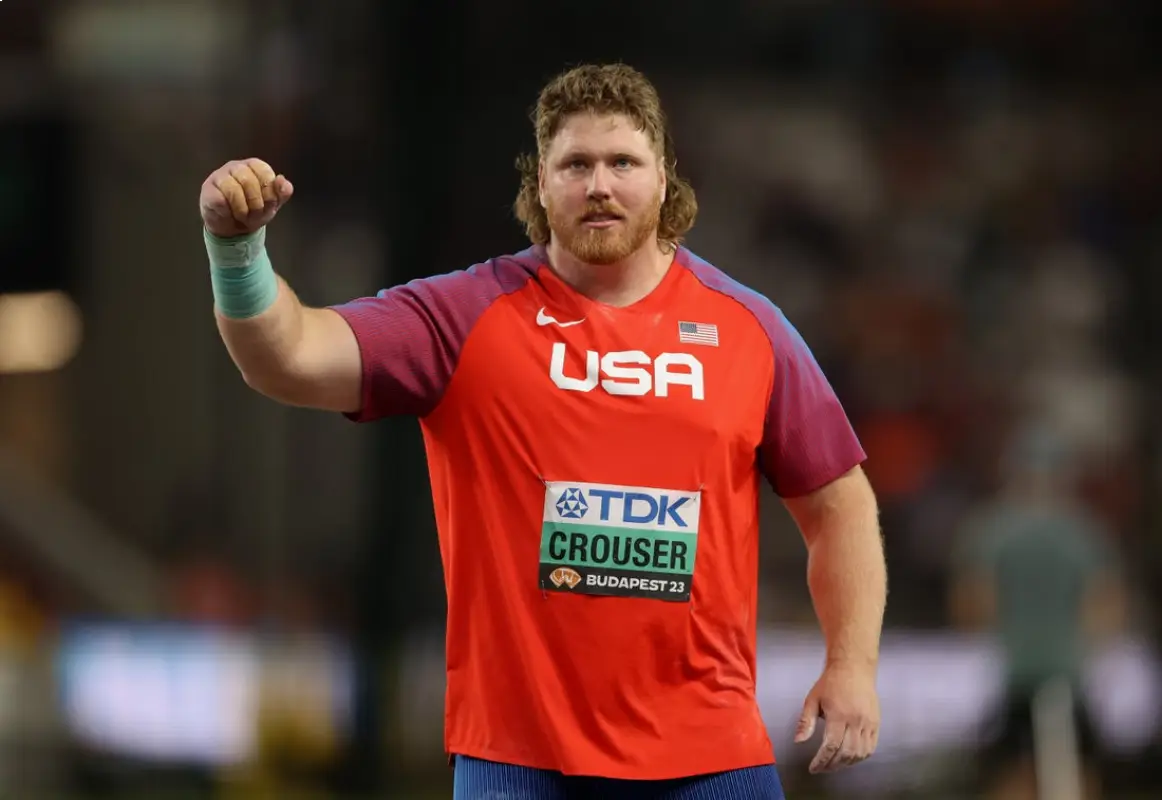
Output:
[2, 0, 1162, 798]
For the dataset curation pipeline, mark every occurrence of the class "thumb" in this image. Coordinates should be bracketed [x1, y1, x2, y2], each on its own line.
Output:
[795, 695, 820, 743]
[274, 174, 295, 201]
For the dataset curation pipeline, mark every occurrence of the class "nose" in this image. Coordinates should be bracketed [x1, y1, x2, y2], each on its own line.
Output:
[586, 163, 611, 200]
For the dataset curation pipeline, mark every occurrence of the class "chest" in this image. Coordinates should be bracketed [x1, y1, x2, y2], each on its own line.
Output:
[436, 288, 771, 469]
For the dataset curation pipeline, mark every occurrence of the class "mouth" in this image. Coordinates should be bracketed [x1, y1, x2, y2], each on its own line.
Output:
[581, 213, 623, 229]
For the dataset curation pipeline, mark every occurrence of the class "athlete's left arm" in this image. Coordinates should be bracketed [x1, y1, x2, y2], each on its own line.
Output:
[754, 303, 882, 771]
[754, 304, 885, 660]
[783, 465, 885, 672]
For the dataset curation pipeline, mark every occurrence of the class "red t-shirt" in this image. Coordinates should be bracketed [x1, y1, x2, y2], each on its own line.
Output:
[331, 245, 865, 780]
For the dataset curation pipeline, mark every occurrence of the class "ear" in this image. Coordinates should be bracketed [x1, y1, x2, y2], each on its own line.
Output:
[538, 160, 546, 208]
[660, 164, 667, 205]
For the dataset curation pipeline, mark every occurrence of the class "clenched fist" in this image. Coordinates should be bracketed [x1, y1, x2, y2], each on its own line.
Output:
[200, 158, 294, 238]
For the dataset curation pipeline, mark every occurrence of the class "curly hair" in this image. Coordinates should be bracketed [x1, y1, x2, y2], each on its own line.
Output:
[513, 63, 698, 251]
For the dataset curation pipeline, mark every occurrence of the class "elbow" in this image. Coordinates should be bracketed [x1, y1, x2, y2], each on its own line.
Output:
[239, 366, 272, 396]
[237, 357, 346, 411]
[239, 366, 280, 401]
[238, 364, 302, 405]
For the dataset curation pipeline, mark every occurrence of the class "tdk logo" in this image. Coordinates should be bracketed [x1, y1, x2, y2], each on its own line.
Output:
[549, 343, 705, 400]
[588, 488, 690, 528]
[545, 482, 702, 535]
[555, 488, 589, 519]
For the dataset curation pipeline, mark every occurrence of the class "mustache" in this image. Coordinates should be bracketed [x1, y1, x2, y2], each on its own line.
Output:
[580, 203, 625, 220]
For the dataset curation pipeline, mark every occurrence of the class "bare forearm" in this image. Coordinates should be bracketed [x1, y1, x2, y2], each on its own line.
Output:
[215, 277, 308, 391]
[803, 491, 886, 667]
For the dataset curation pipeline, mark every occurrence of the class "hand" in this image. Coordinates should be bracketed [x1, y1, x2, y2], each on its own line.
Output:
[794, 661, 880, 773]
[200, 158, 294, 238]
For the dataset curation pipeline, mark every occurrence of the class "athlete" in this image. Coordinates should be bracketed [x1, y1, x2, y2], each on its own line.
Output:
[200, 63, 886, 799]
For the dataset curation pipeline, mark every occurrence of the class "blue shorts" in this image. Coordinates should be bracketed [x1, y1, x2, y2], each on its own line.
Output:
[452, 755, 786, 800]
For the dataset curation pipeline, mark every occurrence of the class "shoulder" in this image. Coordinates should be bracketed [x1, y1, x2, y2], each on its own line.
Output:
[676, 248, 802, 356]
[397, 246, 542, 304]
[331, 246, 544, 352]
[328, 247, 545, 421]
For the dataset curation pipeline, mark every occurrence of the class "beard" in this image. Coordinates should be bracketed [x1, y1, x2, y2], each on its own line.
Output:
[547, 190, 663, 265]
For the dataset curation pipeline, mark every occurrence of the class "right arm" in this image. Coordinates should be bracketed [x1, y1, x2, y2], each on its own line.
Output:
[201, 157, 525, 421]
[214, 278, 362, 413]
[200, 158, 362, 413]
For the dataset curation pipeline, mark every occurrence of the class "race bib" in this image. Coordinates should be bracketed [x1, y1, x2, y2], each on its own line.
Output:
[539, 481, 700, 602]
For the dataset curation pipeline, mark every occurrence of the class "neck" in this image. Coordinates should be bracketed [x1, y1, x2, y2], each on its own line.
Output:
[545, 238, 675, 307]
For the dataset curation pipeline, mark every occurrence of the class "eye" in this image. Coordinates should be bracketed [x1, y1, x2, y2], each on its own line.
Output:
[614, 157, 634, 170]
[567, 159, 588, 171]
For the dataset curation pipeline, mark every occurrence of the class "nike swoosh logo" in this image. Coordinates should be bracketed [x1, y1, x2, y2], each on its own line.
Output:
[536, 308, 586, 328]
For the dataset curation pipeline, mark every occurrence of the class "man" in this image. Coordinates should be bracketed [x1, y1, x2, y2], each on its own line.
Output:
[200, 63, 885, 799]
[951, 424, 1124, 800]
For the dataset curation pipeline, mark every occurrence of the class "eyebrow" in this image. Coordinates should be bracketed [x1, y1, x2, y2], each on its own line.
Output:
[556, 150, 643, 164]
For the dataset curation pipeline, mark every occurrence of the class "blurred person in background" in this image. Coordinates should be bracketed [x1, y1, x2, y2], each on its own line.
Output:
[197, 63, 886, 799]
[950, 423, 1127, 800]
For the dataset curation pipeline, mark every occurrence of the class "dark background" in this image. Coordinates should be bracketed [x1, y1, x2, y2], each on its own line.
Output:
[2, 0, 1161, 797]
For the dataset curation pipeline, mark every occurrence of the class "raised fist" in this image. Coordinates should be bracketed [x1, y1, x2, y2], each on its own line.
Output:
[199, 158, 294, 238]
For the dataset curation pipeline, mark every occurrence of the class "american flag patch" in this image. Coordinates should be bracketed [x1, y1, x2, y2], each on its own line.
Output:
[678, 321, 719, 347]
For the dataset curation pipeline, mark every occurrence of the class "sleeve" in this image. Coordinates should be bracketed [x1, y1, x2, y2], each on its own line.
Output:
[329, 259, 529, 421]
[758, 307, 866, 498]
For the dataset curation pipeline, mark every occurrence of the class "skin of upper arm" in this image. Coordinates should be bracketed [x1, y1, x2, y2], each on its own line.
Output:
[782, 465, 878, 549]
[286, 307, 363, 413]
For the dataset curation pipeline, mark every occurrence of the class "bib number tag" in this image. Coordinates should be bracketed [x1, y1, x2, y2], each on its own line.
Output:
[538, 481, 700, 603]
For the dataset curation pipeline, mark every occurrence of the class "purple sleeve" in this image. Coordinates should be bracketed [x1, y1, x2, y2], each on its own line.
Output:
[330, 254, 536, 421]
[758, 307, 865, 497]
[679, 252, 865, 497]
